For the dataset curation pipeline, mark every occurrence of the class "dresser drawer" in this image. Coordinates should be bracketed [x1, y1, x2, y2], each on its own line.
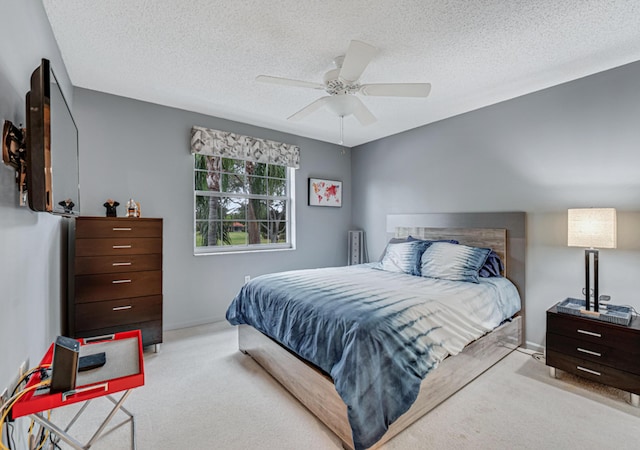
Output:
[547, 311, 640, 351]
[74, 254, 162, 275]
[75, 320, 163, 347]
[75, 238, 162, 257]
[75, 270, 162, 303]
[76, 218, 162, 239]
[546, 350, 640, 395]
[546, 332, 640, 374]
[75, 296, 162, 332]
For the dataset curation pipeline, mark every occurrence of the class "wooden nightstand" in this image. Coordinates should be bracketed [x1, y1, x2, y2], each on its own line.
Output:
[546, 304, 640, 406]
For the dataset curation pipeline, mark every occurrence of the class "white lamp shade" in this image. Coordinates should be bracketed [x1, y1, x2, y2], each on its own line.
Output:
[567, 208, 617, 249]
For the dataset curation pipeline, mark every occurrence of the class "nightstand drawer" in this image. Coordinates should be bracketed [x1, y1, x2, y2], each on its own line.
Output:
[74, 254, 162, 275]
[547, 311, 640, 351]
[546, 350, 640, 395]
[76, 218, 162, 239]
[75, 270, 162, 303]
[75, 296, 162, 331]
[75, 238, 162, 257]
[546, 332, 640, 374]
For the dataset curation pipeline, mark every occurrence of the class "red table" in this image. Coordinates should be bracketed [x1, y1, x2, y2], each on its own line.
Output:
[11, 330, 144, 449]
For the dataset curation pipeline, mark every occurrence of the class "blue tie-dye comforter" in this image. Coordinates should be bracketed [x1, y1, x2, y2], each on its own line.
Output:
[226, 264, 521, 449]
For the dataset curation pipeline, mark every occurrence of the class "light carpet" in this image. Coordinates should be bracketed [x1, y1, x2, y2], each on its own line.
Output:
[43, 322, 640, 449]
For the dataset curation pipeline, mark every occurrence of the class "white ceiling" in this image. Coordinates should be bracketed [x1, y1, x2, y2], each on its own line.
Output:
[43, 0, 640, 147]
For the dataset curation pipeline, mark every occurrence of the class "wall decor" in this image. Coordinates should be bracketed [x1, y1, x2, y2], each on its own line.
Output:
[308, 178, 342, 207]
[103, 199, 119, 217]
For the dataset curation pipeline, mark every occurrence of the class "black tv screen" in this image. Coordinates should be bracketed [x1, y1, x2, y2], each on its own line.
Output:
[26, 58, 79, 216]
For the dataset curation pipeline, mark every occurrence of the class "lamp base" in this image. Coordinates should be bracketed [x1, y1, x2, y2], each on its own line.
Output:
[579, 309, 601, 317]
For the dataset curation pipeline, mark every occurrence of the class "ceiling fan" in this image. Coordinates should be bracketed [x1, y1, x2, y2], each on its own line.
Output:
[256, 40, 431, 126]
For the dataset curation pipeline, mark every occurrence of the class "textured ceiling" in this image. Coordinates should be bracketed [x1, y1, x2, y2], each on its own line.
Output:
[43, 0, 640, 147]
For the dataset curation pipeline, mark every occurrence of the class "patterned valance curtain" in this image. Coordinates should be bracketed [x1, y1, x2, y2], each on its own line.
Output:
[190, 126, 300, 169]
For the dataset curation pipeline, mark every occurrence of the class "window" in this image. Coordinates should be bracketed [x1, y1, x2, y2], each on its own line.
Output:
[191, 126, 299, 254]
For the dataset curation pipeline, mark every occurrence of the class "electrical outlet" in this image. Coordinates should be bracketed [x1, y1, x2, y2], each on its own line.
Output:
[244, 275, 251, 284]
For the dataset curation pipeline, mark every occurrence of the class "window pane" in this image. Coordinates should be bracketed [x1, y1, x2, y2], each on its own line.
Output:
[195, 221, 208, 247]
[224, 197, 246, 220]
[194, 169, 209, 191]
[268, 164, 286, 178]
[223, 158, 244, 175]
[261, 221, 286, 243]
[269, 200, 286, 217]
[253, 162, 267, 176]
[223, 221, 247, 246]
[269, 222, 287, 243]
[221, 172, 244, 193]
[247, 175, 267, 195]
[248, 199, 268, 221]
[196, 195, 223, 221]
[244, 222, 262, 244]
[196, 220, 224, 246]
[268, 178, 286, 196]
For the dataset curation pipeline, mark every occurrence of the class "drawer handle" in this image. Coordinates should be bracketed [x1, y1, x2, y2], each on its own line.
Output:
[112, 305, 132, 311]
[112, 262, 132, 266]
[112, 245, 132, 249]
[112, 227, 132, 231]
[63, 383, 109, 401]
[576, 366, 601, 376]
[112, 279, 132, 284]
[577, 329, 601, 338]
[577, 347, 601, 357]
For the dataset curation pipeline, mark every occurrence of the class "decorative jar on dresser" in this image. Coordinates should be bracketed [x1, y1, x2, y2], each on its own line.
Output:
[546, 304, 640, 406]
[68, 217, 163, 350]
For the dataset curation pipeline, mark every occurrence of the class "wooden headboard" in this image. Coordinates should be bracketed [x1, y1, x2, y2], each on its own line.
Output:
[394, 227, 508, 276]
[387, 212, 526, 340]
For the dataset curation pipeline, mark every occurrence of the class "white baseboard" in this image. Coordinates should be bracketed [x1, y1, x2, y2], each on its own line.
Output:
[164, 317, 228, 331]
[524, 341, 545, 353]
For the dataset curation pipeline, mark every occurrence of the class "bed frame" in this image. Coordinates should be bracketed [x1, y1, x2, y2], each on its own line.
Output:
[238, 213, 526, 449]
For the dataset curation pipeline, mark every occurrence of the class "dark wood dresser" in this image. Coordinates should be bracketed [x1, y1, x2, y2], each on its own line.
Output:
[68, 217, 163, 350]
[546, 304, 640, 406]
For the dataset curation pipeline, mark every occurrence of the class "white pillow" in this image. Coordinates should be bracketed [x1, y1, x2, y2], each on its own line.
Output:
[421, 242, 491, 283]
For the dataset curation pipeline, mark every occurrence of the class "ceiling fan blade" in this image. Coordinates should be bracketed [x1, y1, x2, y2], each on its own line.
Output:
[256, 75, 324, 90]
[359, 83, 432, 97]
[351, 97, 377, 126]
[287, 96, 331, 121]
[339, 40, 378, 82]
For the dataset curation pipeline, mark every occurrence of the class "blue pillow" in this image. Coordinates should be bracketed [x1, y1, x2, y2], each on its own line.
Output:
[479, 250, 504, 278]
[377, 240, 430, 276]
[421, 242, 491, 283]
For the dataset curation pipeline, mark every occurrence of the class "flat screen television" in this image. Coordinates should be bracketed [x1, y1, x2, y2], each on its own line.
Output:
[26, 58, 80, 216]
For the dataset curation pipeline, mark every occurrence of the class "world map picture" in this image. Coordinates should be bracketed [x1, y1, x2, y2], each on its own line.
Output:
[308, 178, 342, 207]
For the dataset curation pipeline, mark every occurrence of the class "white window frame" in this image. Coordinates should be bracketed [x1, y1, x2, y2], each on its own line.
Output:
[193, 155, 296, 255]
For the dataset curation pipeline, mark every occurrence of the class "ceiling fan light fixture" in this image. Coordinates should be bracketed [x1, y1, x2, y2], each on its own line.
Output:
[326, 95, 359, 117]
[256, 39, 431, 126]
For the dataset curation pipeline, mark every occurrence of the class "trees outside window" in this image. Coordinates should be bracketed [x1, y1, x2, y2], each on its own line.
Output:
[194, 155, 293, 253]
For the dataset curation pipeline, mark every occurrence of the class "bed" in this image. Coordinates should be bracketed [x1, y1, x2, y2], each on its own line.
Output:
[227, 213, 526, 449]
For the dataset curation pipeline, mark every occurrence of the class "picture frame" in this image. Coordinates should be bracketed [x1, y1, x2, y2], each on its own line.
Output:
[308, 178, 342, 207]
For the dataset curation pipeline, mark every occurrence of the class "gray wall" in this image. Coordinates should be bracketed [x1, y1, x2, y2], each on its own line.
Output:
[352, 60, 640, 349]
[73, 88, 351, 330]
[0, 0, 73, 408]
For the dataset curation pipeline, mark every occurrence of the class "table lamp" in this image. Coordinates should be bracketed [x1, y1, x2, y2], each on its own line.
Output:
[567, 208, 617, 313]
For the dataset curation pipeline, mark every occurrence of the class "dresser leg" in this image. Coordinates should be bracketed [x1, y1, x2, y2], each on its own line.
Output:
[631, 393, 639, 407]
[549, 367, 557, 378]
[154, 343, 161, 353]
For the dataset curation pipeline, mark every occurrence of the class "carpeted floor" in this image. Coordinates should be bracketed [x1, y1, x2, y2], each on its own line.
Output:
[44, 322, 640, 449]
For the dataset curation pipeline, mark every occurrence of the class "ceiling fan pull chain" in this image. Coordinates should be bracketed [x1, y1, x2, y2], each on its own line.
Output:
[339, 115, 344, 145]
